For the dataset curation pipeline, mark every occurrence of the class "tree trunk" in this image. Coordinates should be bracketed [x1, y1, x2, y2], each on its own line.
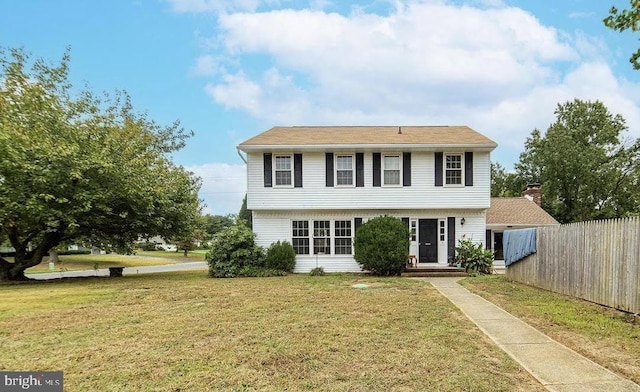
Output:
[49, 249, 59, 263]
[0, 257, 30, 281]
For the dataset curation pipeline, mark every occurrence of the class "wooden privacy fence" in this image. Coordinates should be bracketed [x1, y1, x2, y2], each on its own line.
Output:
[506, 217, 640, 314]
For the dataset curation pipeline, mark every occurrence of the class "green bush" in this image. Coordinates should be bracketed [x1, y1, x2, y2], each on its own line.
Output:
[265, 241, 296, 272]
[454, 239, 494, 275]
[206, 224, 266, 278]
[353, 216, 410, 276]
[309, 267, 325, 276]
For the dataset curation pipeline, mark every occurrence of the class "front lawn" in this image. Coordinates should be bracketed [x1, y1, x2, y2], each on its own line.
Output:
[23, 254, 177, 274]
[0, 273, 543, 391]
[461, 275, 640, 385]
[135, 249, 206, 261]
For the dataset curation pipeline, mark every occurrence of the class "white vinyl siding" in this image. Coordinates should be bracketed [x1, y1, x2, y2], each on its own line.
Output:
[252, 210, 486, 272]
[246, 151, 491, 210]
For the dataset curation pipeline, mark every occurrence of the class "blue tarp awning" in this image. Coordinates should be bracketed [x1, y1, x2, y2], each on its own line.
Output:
[503, 228, 536, 267]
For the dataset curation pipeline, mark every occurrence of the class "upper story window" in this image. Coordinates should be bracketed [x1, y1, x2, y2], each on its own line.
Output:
[383, 155, 401, 185]
[445, 154, 463, 185]
[274, 155, 292, 186]
[336, 155, 354, 186]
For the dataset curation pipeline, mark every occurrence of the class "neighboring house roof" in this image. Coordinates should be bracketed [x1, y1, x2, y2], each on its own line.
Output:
[238, 126, 497, 151]
[487, 197, 559, 226]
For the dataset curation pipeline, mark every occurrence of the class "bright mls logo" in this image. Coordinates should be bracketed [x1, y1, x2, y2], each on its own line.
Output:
[1, 372, 62, 391]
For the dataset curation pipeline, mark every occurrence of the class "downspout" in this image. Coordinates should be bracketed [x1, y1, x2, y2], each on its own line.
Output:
[236, 147, 247, 164]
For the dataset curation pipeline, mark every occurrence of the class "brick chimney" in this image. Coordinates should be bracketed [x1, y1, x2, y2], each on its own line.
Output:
[523, 183, 541, 206]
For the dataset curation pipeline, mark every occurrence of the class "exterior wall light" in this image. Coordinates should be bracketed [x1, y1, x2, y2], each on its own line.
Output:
[460, 217, 466, 226]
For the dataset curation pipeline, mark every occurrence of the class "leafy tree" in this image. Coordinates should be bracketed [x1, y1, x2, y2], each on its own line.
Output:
[238, 194, 253, 229]
[353, 216, 409, 276]
[204, 214, 236, 239]
[0, 47, 202, 280]
[515, 99, 640, 223]
[604, 1, 640, 69]
[491, 162, 525, 197]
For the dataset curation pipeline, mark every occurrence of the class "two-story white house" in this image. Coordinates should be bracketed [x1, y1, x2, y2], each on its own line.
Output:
[237, 126, 497, 273]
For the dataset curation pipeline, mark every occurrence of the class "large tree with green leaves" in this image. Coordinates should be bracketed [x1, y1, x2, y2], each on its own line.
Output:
[0, 48, 202, 280]
[515, 99, 640, 223]
[490, 162, 525, 197]
[604, 1, 640, 70]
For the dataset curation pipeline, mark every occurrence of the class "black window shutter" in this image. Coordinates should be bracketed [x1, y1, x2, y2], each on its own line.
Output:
[435, 152, 443, 187]
[263, 153, 272, 187]
[403, 152, 411, 186]
[294, 153, 303, 188]
[485, 229, 492, 250]
[354, 218, 363, 233]
[401, 217, 409, 227]
[325, 153, 334, 187]
[373, 152, 381, 187]
[447, 217, 456, 262]
[465, 151, 473, 186]
[356, 153, 364, 187]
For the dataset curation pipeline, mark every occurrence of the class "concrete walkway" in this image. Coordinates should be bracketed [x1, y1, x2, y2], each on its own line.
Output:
[421, 277, 640, 392]
[29, 261, 207, 280]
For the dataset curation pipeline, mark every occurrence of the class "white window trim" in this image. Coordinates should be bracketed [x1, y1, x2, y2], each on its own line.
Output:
[313, 219, 332, 255]
[273, 154, 294, 188]
[291, 219, 310, 255]
[335, 154, 355, 187]
[334, 219, 354, 255]
[444, 152, 465, 187]
[382, 153, 402, 187]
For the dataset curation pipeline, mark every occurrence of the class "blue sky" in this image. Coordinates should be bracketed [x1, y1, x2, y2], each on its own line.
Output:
[2, 0, 639, 214]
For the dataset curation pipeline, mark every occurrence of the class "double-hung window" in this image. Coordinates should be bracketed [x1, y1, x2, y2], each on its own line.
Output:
[383, 155, 401, 185]
[292, 220, 309, 255]
[313, 220, 331, 254]
[445, 154, 462, 185]
[334, 220, 352, 255]
[336, 155, 354, 186]
[274, 155, 292, 186]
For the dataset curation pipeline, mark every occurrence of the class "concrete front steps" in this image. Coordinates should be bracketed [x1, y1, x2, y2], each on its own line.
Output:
[401, 265, 468, 277]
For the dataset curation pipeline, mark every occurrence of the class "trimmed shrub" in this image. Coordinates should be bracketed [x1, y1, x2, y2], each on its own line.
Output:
[354, 216, 410, 276]
[455, 239, 494, 275]
[265, 241, 296, 272]
[206, 224, 266, 278]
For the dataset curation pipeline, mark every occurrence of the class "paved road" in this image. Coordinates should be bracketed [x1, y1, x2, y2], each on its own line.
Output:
[28, 262, 208, 280]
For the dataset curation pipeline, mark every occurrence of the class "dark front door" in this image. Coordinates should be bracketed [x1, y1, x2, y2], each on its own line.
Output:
[418, 219, 438, 263]
[494, 232, 504, 260]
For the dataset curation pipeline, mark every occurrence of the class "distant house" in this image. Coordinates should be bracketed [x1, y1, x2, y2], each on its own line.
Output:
[237, 125, 497, 272]
[486, 184, 559, 266]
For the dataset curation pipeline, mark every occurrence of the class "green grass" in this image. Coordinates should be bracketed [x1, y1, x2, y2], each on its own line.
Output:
[461, 275, 640, 384]
[23, 254, 178, 274]
[0, 273, 544, 391]
[135, 249, 206, 261]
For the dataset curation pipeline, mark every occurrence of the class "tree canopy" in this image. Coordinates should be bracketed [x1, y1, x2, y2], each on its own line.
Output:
[514, 99, 640, 223]
[0, 48, 202, 280]
[604, 1, 640, 70]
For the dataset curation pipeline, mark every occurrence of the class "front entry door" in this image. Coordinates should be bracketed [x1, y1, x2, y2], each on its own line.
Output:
[418, 219, 438, 263]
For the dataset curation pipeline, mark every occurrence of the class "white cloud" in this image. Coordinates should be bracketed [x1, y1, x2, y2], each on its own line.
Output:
[191, 54, 224, 76]
[191, 0, 640, 170]
[186, 163, 246, 215]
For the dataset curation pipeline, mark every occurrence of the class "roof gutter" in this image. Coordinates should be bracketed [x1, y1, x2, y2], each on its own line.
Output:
[236, 146, 247, 164]
[237, 143, 498, 152]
